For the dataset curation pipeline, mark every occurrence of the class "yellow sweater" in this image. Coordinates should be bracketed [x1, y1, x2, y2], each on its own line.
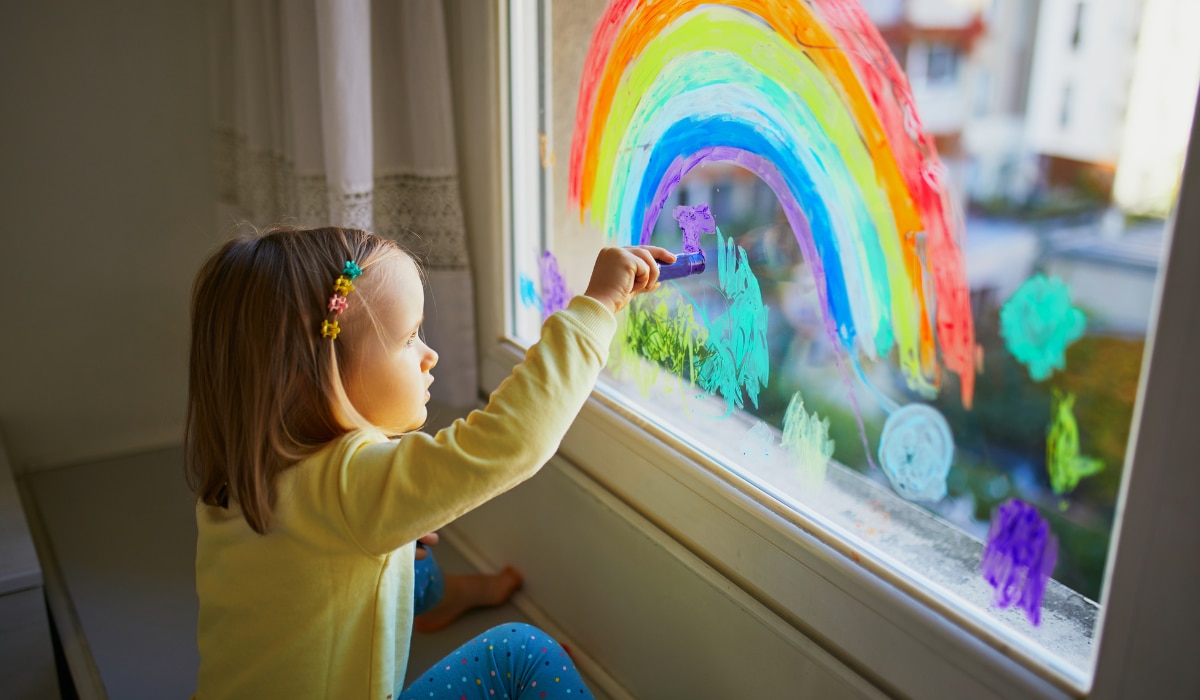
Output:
[194, 297, 615, 699]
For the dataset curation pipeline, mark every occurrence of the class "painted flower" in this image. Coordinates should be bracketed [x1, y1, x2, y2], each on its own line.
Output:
[1046, 390, 1104, 495]
[1000, 274, 1086, 381]
[877, 403, 954, 502]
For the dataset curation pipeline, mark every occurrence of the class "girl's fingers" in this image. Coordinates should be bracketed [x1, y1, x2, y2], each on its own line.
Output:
[641, 245, 677, 264]
[627, 247, 660, 290]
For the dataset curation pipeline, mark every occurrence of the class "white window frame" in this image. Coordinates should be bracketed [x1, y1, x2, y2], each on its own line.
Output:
[483, 2, 1200, 697]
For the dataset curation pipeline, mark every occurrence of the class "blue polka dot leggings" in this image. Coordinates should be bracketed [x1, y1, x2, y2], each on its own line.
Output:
[403, 550, 591, 699]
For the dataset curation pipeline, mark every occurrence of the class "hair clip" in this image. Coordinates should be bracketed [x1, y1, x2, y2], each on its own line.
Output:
[321, 258, 360, 340]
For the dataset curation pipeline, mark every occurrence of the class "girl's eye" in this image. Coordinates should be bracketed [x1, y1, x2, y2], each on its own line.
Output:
[406, 331, 419, 347]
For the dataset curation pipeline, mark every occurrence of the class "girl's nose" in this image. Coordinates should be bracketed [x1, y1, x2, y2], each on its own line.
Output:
[423, 346, 438, 371]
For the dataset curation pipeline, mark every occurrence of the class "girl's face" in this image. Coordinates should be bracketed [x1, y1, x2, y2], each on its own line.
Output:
[344, 255, 438, 434]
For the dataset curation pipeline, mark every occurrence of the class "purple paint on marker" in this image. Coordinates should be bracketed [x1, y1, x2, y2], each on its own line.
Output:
[980, 499, 1058, 626]
[672, 203, 716, 253]
[539, 251, 570, 320]
[657, 251, 706, 280]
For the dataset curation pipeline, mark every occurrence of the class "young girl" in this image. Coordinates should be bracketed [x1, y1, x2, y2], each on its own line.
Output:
[185, 225, 670, 699]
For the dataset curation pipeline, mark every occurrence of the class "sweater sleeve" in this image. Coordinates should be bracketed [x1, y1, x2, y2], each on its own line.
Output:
[337, 295, 616, 556]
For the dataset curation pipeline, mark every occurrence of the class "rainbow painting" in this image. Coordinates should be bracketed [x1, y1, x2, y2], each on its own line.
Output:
[568, 0, 977, 406]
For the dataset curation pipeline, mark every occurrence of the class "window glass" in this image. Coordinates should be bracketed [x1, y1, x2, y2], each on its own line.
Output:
[509, 0, 1198, 683]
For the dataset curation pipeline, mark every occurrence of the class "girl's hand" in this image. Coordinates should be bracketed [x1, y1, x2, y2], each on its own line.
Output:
[584, 246, 675, 314]
[415, 532, 439, 561]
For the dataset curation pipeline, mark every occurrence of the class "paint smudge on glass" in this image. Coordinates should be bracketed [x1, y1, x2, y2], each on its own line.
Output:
[877, 403, 954, 502]
[981, 499, 1058, 626]
[1047, 390, 1104, 496]
[853, 499, 892, 538]
[696, 230, 770, 414]
[539, 251, 571, 319]
[672, 203, 716, 253]
[781, 392, 834, 493]
[539, 132, 556, 168]
[741, 420, 775, 457]
[519, 274, 541, 311]
[612, 289, 709, 395]
[1000, 274, 1086, 382]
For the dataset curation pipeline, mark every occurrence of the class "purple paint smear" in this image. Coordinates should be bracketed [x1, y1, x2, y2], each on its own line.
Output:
[539, 251, 571, 320]
[672, 203, 716, 252]
[981, 499, 1058, 626]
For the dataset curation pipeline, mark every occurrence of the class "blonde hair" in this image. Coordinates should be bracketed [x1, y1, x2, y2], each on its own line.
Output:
[185, 225, 411, 533]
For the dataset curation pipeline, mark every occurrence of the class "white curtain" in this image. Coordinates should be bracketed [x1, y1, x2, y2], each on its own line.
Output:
[209, 0, 477, 407]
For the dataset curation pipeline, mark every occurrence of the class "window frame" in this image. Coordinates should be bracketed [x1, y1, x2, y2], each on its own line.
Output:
[486, 2, 1200, 697]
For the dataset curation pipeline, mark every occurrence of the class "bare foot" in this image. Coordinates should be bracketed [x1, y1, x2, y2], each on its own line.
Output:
[414, 566, 523, 634]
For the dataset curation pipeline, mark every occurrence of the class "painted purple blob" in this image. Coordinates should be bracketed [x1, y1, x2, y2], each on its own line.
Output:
[980, 499, 1058, 626]
[539, 251, 571, 320]
[672, 203, 716, 252]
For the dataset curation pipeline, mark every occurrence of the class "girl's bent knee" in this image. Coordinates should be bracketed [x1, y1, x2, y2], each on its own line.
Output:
[484, 622, 547, 641]
[402, 622, 590, 699]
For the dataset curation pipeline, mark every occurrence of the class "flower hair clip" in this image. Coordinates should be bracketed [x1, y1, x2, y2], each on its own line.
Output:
[321, 260, 363, 340]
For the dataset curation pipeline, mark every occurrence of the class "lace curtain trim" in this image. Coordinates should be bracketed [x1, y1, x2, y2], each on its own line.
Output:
[215, 128, 470, 270]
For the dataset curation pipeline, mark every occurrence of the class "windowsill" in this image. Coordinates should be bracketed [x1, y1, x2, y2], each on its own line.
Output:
[483, 338, 1095, 697]
[597, 362, 1099, 682]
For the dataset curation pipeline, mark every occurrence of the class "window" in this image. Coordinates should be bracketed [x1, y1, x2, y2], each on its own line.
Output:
[926, 43, 960, 85]
[497, 1, 1200, 696]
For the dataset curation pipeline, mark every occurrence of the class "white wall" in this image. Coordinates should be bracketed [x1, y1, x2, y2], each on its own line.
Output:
[909, 0, 989, 26]
[0, 1, 217, 471]
[1113, 0, 1200, 216]
[906, 42, 971, 135]
[1025, 0, 1139, 163]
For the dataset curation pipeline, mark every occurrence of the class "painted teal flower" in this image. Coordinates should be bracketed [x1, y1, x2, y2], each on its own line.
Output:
[342, 260, 363, 279]
[1000, 274, 1086, 382]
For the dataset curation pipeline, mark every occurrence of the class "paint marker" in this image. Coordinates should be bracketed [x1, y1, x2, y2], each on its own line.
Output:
[657, 251, 706, 280]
